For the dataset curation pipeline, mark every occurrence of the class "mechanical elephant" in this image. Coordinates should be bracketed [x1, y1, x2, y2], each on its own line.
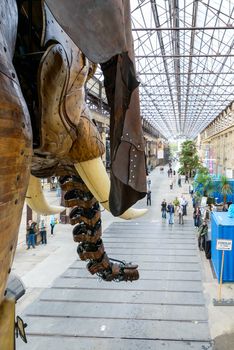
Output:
[0, 0, 147, 347]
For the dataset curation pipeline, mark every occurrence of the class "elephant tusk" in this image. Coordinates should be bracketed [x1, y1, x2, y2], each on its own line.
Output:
[26, 175, 65, 215]
[74, 158, 147, 220]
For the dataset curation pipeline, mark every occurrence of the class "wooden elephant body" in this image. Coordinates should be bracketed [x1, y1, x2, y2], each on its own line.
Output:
[0, 1, 146, 347]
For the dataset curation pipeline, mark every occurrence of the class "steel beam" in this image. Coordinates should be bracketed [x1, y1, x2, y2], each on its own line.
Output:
[137, 72, 234, 75]
[132, 26, 234, 31]
[140, 84, 233, 87]
[136, 54, 234, 58]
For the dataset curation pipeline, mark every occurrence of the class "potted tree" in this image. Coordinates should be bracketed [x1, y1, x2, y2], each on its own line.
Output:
[219, 175, 232, 205]
[178, 140, 200, 178]
[194, 173, 214, 197]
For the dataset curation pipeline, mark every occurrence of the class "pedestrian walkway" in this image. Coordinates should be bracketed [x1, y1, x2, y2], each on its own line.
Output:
[16, 221, 212, 349]
[12, 163, 216, 349]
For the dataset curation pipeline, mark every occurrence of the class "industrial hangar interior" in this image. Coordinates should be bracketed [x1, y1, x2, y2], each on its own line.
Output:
[0, 1, 234, 350]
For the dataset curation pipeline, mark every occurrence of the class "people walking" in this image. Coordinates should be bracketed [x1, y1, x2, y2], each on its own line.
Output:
[169, 179, 173, 190]
[147, 176, 151, 190]
[178, 175, 182, 187]
[180, 195, 188, 216]
[161, 199, 167, 219]
[39, 219, 47, 244]
[197, 220, 208, 250]
[50, 215, 56, 235]
[193, 206, 201, 228]
[146, 190, 151, 206]
[26, 220, 37, 249]
[185, 173, 189, 183]
[177, 205, 184, 224]
[167, 202, 175, 225]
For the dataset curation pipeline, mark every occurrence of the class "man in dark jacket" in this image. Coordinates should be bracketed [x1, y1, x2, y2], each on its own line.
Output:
[27, 220, 37, 249]
[197, 220, 208, 251]
[167, 202, 175, 225]
[161, 199, 167, 219]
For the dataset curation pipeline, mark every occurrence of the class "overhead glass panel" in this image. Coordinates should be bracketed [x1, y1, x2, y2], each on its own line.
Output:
[86, 0, 234, 140]
[131, 0, 234, 139]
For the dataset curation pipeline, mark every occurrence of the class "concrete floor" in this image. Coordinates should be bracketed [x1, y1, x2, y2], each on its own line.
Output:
[12, 164, 234, 349]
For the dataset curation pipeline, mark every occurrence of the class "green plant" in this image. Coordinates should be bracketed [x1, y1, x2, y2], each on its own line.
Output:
[193, 190, 202, 206]
[194, 173, 214, 197]
[220, 175, 232, 204]
[197, 164, 209, 175]
[178, 140, 201, 176]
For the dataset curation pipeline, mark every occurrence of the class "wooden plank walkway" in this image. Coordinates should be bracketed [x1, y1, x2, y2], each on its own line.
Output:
[17, 222, 213, 349]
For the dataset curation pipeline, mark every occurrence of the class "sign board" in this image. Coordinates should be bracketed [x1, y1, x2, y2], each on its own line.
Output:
[157, 150, 164, 159]
[216, 239, 232, 251]
[201, 196, 207, 208]
[226, 168, 233, 179]
[157, 140, 164, 159]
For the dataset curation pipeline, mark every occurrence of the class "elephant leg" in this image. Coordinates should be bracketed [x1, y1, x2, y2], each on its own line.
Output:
[59, 176, 139, 282]
[0, 74, 32, 303]
[0, 299, 15, 349]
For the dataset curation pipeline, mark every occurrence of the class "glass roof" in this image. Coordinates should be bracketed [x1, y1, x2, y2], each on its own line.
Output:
[88, 0, 234, 140]
[131, 0, 234, 139]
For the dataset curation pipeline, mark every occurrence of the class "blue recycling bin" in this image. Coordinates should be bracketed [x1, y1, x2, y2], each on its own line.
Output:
[211, 212, 234, 282]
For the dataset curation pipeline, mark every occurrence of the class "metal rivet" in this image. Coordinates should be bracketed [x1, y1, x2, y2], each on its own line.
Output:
[129, 180, 131, 183]
[138, 145, 140, 148]
[132, 176, 135, 178]
[135, 154, 137, 157]
[126, 133, 129, 136]
[134, 165, 136, 168]
[130, 159, 133, 162]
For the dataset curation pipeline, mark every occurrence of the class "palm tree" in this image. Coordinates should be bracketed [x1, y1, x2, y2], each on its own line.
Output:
[194, 173, 214, 197]
[220, 175, 232, 204]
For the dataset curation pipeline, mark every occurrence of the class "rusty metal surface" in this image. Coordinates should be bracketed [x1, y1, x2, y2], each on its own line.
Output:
[45, 0, 127, 63]
[102, 54, 147, 216]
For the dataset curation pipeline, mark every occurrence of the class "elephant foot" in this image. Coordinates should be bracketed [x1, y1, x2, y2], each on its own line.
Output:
[59, 175, 139, 282]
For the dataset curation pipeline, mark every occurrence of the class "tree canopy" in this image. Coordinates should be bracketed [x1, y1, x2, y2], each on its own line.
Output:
[178, 140, 200, 176]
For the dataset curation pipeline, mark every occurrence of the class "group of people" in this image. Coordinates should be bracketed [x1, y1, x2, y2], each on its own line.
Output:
[26, 215, 58, 249]
[169, 172, 190, 191]
[167, 167, 174, 178]
[161, 195, 188, 225]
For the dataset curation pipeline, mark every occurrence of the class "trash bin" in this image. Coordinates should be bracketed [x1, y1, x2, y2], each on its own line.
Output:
[211, 212, 234, 282]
